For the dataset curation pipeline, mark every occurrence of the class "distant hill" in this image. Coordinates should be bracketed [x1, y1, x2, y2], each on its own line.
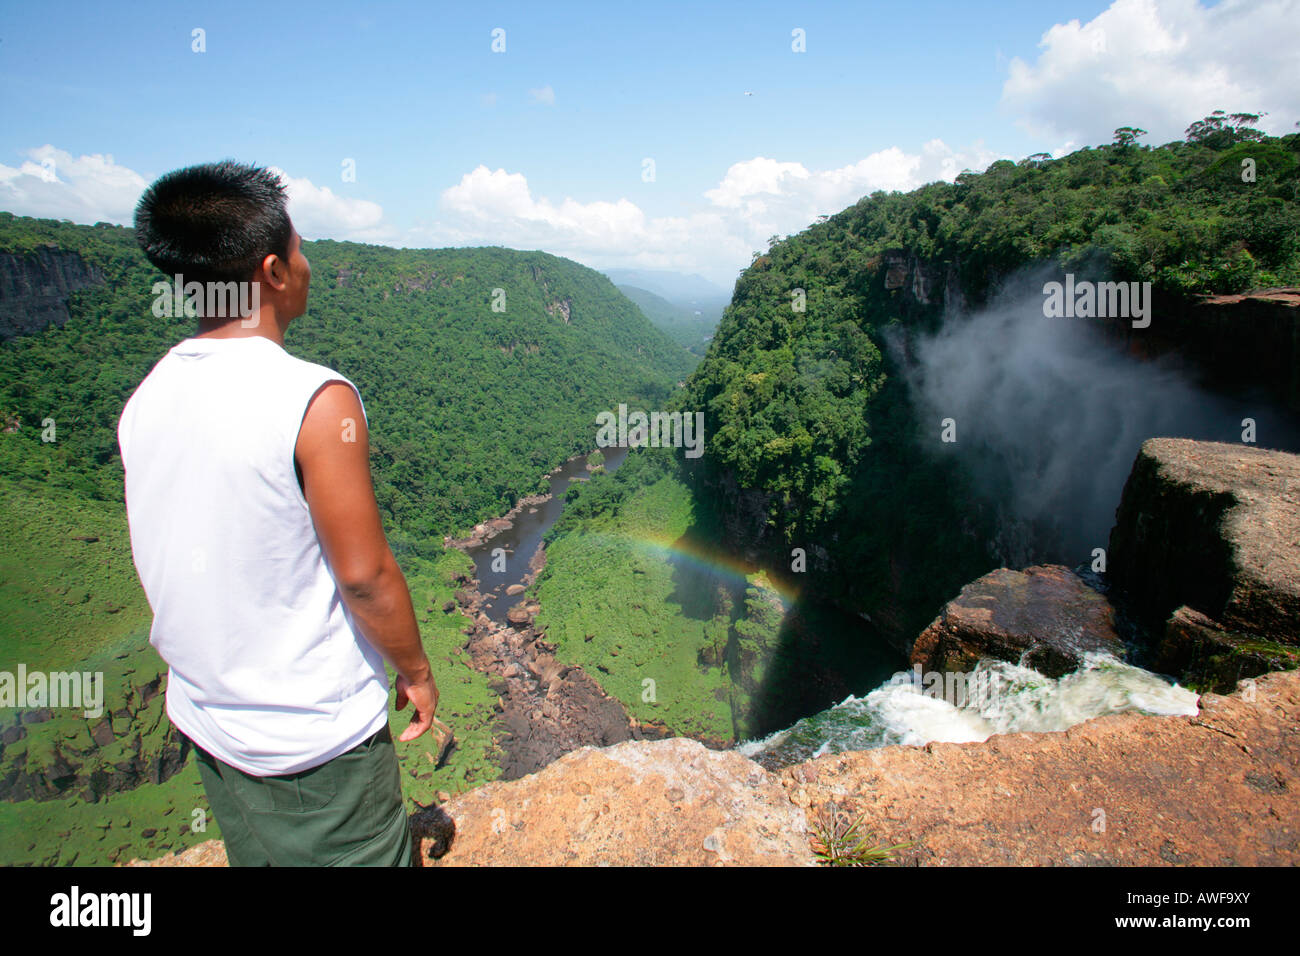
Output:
[601, 267, 730, 311]
[616, 283, 720, 359]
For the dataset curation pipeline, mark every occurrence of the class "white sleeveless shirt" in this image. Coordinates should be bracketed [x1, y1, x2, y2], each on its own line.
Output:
[117, 335, 390, 776]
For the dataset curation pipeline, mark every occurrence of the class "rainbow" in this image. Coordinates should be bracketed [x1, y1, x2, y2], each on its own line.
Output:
[568, 528, 804, 605]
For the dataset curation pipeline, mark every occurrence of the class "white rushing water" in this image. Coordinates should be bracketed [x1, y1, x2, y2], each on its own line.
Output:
[738, 653, 1200, 767]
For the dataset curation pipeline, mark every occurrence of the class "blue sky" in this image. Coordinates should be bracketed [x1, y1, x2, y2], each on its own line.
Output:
[2, 0, 1297, 287]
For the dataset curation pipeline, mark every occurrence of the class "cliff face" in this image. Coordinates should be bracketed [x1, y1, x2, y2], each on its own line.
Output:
[0, 655, 184, 805]
[1108, 438, 1300, 691]
[0, 247, 105, 340]
[1097, 288, 1300, 413]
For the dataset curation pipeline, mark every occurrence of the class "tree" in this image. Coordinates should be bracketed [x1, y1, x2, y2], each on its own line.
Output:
[1112, 127, 1147, 148]
[1185, 110, 1267, 149]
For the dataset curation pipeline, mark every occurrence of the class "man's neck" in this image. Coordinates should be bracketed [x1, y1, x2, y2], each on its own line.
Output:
[195, 310, 287, 347]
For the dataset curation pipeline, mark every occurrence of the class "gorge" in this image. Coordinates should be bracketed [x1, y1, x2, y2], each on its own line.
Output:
[3, 120, 1300, 866]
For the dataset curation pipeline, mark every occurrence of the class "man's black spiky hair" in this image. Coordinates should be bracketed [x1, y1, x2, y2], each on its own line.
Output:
[134, 160, 292, 286]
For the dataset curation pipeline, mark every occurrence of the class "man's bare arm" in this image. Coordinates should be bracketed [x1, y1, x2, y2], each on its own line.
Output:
[295, 380, 437, 741]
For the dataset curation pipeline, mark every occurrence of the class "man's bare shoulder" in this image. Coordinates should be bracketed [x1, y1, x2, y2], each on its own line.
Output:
[298, 380, 367, 454]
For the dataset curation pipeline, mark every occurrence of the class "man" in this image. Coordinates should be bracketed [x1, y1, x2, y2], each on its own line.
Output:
[118, 160, 438, 866]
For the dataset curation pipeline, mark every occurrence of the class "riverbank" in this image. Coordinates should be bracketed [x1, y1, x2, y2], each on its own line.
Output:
[450, 551, 673, 780]
[443, 448, 673, 779]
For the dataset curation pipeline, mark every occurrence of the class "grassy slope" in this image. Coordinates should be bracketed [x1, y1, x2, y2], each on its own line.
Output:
[0, 475, 152, 671]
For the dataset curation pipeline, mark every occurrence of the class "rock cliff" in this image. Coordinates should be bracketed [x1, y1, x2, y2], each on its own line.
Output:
[0, 247, 104, 340]
[1108, 438, 1300, 690]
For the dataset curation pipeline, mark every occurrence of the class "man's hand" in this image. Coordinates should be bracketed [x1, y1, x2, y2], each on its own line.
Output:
[394, 670, 440, 742]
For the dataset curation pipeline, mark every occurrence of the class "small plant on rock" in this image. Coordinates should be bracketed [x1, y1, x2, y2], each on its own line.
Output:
[810, 804, 912, 866]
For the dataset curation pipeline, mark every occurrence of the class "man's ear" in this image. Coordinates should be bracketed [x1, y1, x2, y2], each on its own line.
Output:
[259, 252, 288, 292]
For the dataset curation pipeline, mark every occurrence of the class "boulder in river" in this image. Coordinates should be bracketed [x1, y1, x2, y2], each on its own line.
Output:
[910, 564, 1123, 677]
[505, 584, 525, 596]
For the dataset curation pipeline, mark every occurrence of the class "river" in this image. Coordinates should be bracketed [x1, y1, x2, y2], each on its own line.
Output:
[463, 445, 629, 623]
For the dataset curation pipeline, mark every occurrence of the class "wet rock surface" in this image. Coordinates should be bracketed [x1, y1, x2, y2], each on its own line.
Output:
[1154, 605, 1300, 694]
[910, 564, 1123, 677]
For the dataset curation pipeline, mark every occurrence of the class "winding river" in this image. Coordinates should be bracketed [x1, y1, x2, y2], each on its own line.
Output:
[464, 445, 629, 622]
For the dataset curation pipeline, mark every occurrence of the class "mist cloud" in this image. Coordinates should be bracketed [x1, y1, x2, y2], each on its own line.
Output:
[890, 266, 1300, 565]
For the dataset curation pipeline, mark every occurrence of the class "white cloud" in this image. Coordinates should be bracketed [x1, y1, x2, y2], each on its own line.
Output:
[0, 141, 1007, 287]
[425, 140, 1003, 285]
[696, 141, 1003, 246]
[266, 167, 386, 240]
[1002, 0, 1300, 146]
[0, 148, 390, 242]
[528, 85, 555, 106]
[0, 146, 147, 224]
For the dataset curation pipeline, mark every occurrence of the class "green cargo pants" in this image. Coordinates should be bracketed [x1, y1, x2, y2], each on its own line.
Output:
[185, 723, 414, 867]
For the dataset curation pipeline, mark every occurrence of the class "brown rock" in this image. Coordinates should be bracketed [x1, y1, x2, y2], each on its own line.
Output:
[910, 564, 1122, 677]
[1109, 438, 1300, 643]
[505, 584, 525, 596]
[124, 840, 228, 867]
[419, 738, 814, 866]
[1154, 605, 1300, 693]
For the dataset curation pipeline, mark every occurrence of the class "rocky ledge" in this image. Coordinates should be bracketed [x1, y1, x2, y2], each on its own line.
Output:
[129, 668, 1299, 867]
[1108, 438, 1300, 690]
